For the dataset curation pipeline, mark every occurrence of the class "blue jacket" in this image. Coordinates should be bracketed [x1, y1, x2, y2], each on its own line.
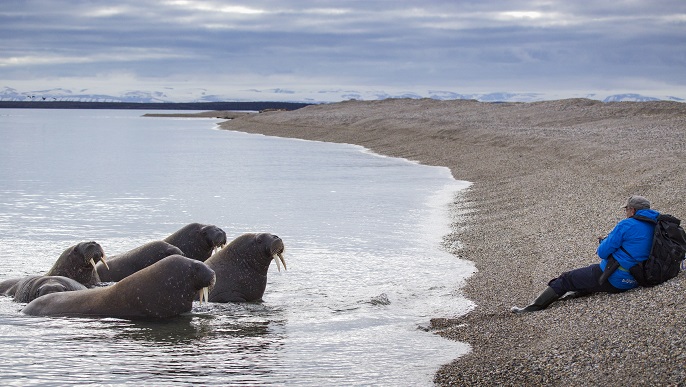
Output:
[597, 208, 659, 289]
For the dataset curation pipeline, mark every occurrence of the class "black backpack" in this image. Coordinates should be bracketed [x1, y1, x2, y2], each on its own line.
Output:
[628, 214, 686, 287]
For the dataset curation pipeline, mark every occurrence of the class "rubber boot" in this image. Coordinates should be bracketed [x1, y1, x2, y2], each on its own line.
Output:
[511, 286, 560, 314]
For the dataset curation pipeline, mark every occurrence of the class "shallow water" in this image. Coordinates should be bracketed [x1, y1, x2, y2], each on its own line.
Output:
[0, 109, 474, 386]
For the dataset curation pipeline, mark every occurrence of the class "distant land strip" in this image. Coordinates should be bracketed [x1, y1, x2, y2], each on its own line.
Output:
[0, 101, 313, 111]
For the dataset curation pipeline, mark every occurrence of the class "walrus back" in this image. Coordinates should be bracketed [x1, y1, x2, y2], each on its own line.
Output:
[13, 276, 86, 303]
[96, 241, 183, 282]
[0, 277, 22, 297]
[22, 288, 103, 317]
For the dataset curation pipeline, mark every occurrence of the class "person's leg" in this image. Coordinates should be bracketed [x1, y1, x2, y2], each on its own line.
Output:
[511, 286, 560, 313]
[512, 264, 621, 314]
[548, 264, 622, 296]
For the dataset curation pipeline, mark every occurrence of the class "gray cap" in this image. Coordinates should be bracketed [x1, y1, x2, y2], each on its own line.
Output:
[623, 195, 651, 210]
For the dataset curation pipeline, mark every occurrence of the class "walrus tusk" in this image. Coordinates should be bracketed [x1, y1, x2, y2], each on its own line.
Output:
[211, 244, 226, 256]
[273, 255, 281, 272]
[275, 252, 287, 271]
[90, 256, 110, 270]
[198, 287, 209, 304]
[100, 255, 110, 270]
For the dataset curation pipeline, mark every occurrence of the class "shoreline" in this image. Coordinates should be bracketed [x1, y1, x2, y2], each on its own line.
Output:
[217, 98, 686, 385]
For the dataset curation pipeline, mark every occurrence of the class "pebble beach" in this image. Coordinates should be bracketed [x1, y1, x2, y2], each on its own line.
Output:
[217, 98, 686, 386]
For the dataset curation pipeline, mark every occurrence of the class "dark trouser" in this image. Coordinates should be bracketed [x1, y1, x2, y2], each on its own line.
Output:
[548, 263, 623, 297]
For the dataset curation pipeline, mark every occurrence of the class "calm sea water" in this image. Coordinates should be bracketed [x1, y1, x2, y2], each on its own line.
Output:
[0, 109, 474, 386]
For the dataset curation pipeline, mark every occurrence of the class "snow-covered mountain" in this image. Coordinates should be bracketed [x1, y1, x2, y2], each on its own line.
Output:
[0, 87, 173, 103]
[603, 94, 684, 102]
[0, 86, 682, 104]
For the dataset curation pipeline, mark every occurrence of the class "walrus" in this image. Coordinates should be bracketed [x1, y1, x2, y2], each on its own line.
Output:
[11, 275, 86, 303]
[205, 233, 286, 303]
[22, 255, 215, 319]
[164, 223, 227, 261]
[0, 278, 23, 297]
[45, 241, 108, 287]
[95, 241, 183, 282]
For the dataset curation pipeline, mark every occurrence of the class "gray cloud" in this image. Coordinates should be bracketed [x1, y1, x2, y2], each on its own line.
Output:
[1, 0, 684, 101]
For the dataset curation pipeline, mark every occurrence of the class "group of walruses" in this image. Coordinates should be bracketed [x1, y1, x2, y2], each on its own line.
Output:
[0, 223, 286, 319]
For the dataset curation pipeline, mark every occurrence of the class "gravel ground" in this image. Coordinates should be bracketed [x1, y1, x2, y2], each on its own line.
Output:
[219, 98, 686, 386]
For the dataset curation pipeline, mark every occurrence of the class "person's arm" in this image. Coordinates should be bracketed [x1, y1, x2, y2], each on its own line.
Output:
[597, 222, 626, 259]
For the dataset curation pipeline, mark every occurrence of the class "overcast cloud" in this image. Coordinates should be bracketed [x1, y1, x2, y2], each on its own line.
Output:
[1, 0, 685, 102]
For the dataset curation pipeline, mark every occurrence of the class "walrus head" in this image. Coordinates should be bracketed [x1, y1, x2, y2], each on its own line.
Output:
[36, 282, 69, 298]
[144, 255, 216, 312]
[201, 225, 227, 256]
[193, 258, 216, 305]
[229, 233, 287, 273]
[75, 241, 109, 271]
[216, 233, 286, 272]
[164, 223, 228, 261]
[256, 233, 286, 272]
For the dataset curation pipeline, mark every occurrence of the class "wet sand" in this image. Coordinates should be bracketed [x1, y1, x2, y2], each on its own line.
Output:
[216, 98, 686, 385]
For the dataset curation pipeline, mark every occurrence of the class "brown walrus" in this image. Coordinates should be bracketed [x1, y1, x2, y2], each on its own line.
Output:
[11, 275, 86, 303]
[0, 278, 22, 297]
[2, 241, 108, 297]
[22, 255, 215, 319]
[45, 241, 108, 287]
[95, 241, 183, 282]
[164, 223, 227, 261]
[205, 233, 286, 302]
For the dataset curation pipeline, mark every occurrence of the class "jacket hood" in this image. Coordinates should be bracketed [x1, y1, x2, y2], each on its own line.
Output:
[635, 208, 659, 220]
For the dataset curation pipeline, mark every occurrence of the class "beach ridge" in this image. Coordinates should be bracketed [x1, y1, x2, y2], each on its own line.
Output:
[218, 98, 686, 385]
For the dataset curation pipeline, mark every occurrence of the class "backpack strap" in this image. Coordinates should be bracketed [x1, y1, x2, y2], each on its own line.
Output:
[616, 215, 656, 258]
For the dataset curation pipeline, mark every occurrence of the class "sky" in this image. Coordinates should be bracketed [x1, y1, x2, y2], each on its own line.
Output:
[1, 0, 685, 102]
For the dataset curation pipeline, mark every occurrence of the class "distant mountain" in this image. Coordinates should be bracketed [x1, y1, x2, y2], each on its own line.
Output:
[0, 86, 170, 103]
[0, 86, 682, 104]
[602, 93, 660, 102]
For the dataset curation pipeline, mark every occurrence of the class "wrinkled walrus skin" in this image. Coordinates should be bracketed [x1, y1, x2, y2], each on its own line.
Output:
[164, 223, 227, 261]
[96, 240, 183, 282]
[11, 275, 86, 303]
[0, 278, 22, 297]
[23, 255, 215, 320]
[204, 233, 285, 303]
